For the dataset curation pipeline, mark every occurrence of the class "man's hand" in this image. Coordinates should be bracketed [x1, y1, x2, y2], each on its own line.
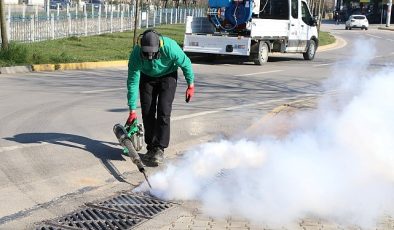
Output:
[185, 85, 194, 103]
[126, 111, 137, 125]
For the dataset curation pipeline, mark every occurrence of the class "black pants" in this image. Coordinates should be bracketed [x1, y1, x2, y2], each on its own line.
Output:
[139, 71, 178, 150]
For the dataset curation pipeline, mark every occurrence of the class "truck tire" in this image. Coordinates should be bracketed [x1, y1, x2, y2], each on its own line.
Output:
[254, 41, 269, 65]
[303, 40, 316, 60]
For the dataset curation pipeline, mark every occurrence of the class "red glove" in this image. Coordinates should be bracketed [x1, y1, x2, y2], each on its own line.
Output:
[126, 111, 137, 125]
[185, 85, 194, 103]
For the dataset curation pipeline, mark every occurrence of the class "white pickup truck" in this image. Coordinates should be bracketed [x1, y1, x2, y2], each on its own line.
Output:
[183, 0, 318, 65]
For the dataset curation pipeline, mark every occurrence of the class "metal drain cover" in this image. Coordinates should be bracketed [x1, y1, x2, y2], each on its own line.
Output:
[37, 192, 174, 230]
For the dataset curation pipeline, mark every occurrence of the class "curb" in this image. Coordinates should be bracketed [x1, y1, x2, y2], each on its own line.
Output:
[317, 35, 346, 52]
[0, 65, 32, 74]
[378, 26, 394, 31]
[31, 60, 128, 72]
[0, 60, 128, 75]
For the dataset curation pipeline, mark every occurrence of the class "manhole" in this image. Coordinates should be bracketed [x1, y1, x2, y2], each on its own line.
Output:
[37, 192, 175, 230]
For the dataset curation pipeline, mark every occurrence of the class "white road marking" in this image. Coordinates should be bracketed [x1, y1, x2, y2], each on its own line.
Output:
[80, 87, 124, 94]
[79, 70, 283, 94]
[313, 63, 331, 67]
[172, 93, 318, 121]
[234, 70, 283, 76]
[0, 138, 72, 153]
[366, 34, 382, 39]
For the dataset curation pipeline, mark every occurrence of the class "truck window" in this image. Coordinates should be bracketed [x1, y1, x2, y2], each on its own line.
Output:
[291, 0, 298, 19]
[259, 0, 289, 20]
[301, 1, 313, 25]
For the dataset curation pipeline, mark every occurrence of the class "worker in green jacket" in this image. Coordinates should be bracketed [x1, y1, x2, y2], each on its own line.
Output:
[126, 29, 195, 167]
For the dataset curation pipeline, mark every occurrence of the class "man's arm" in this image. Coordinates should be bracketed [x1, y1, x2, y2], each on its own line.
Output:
[127, 50, 141, 110]
[168, 39, 194, 85]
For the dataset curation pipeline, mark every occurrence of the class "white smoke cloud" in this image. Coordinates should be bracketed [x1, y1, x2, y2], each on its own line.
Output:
[136, 39, 394, 228]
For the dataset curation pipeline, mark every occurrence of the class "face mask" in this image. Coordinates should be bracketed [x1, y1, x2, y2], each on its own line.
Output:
[141, 51, 161, 61]
[141, 52, 153, 60]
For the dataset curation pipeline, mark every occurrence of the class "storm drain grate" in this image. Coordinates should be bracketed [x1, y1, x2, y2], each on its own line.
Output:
[37, 192, 175, 230]
[93, 192, 173, 218]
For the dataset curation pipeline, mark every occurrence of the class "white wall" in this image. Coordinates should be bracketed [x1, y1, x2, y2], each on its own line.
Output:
[28, 0, 45, 5]
[4, 0, 18, 4]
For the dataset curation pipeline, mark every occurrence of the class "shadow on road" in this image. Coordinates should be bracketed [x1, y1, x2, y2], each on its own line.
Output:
[107, 108, 129, 113]
[5, 133, 133, 184]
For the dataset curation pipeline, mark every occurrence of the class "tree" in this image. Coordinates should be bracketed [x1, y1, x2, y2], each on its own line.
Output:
[132, 0, 140, 47]
[0, 0, 9, 50]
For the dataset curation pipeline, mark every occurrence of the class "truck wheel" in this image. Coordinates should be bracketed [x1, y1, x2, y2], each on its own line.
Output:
[254, 41, 269, 65]
[303, 40, 316, 61]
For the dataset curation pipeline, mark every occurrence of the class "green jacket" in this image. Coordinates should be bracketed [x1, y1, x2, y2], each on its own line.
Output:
[127, 36, 194, 110]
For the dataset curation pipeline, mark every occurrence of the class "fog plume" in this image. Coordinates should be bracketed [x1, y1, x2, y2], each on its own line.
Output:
[137, 40, 394, 228]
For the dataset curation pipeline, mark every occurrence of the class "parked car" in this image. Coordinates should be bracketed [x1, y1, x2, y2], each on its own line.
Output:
[345, 15, 369, 30]
[86, 0, 105, 10]
[49, 0, 68, 9]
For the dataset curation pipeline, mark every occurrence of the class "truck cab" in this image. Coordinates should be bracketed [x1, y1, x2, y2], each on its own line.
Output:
[183, 0, 318, 65]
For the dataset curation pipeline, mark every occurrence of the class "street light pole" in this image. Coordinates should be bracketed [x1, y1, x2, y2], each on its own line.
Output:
[387, 0, 392, 27]
[0, 0, 9, 50]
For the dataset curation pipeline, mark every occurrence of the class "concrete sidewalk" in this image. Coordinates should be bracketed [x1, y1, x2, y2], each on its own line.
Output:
[378, 26, 394, 31]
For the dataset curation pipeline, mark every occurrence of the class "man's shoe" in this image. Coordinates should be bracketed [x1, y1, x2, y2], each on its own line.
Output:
[145, 148, 156, 158]
[139, 148, 155, 166]
[151, 147, 164, 166]
[140, 147, 163, 167]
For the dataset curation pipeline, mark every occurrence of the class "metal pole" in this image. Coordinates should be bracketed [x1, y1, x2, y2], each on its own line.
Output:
[84, 10, 88, 36]
[22, 3, 26, 22]
[318, 0, 324, 32]
[51, 13, 55, 39]
[98, 4, 101, 34]
[387, 0, 392, 27]
[110, 5, 113, 33]
[381, 0, 384, 26]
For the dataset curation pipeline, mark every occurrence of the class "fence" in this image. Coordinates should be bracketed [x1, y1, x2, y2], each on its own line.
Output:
[2, 4, 205, 43]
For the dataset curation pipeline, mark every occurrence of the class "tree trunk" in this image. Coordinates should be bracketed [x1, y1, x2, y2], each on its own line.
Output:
[0, 0, 9, 50]
[133, 0, 140, 47]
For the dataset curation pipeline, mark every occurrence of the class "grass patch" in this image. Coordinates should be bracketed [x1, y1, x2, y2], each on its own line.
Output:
[0, 24, 336, 67]
[319, 31, 336, 46]
[0, 42, 31, 66]
[0, 24, 186, 67]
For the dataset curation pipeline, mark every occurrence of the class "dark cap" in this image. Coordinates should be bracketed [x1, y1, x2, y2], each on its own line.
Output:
[141, 31, 160, 53]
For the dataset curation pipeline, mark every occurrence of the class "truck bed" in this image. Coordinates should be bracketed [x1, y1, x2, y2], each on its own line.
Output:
[250, 18, 290, 38]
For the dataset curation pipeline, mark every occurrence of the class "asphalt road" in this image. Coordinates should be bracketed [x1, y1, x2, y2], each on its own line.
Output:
[0, 23, 393, 229]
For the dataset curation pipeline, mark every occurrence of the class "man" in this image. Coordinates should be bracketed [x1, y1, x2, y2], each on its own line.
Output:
[126, 29, 195, 167]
